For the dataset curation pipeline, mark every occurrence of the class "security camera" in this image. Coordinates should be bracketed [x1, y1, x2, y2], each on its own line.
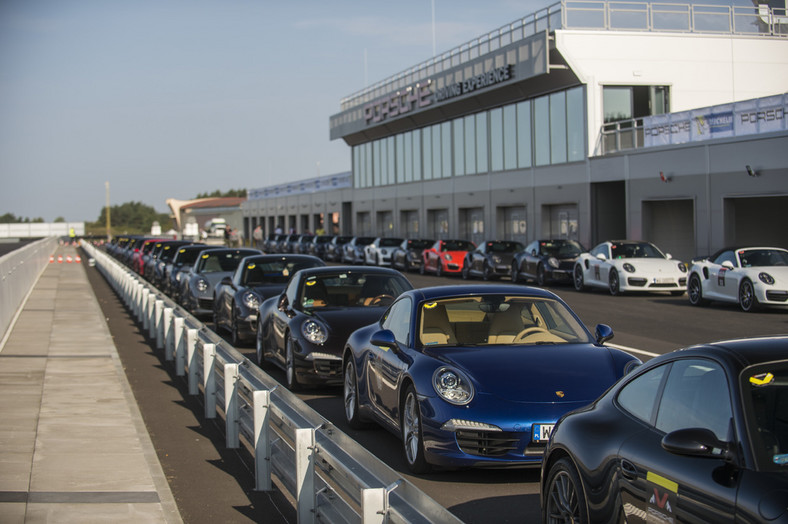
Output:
[746, 165, 758, 177]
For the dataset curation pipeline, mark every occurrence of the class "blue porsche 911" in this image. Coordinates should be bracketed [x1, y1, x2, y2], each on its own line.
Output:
[342, 284, 640, 473]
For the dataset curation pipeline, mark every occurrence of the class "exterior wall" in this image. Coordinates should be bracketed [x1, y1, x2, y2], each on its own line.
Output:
[555, 31, 788, 160]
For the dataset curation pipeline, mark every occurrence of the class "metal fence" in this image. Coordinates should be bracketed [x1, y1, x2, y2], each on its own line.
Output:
[0, 222, 85, 238]
[0, 237, 58, 345]
[81, 241, 462, 524]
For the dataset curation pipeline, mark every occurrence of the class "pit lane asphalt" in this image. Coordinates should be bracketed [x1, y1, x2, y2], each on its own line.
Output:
[82, 250, 296, 524]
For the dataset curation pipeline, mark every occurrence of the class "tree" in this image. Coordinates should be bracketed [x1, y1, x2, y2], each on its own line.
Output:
[54, 217, 65, 223]
[94, 202, 171, 233]
[194, 188, 247, 199]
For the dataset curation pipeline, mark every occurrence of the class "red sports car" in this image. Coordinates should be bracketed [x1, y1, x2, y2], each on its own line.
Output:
[420, 239, 476, 277]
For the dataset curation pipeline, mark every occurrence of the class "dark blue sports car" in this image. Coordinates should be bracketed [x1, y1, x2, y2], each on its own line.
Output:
[542, 336, 788, 524]
[342, 284, 639, 473]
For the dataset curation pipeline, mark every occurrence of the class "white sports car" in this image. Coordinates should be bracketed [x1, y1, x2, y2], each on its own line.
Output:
[687, 246, 788, 312]
[573, 240, 687, 296]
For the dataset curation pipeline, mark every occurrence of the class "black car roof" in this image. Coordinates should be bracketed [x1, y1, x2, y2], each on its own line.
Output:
[680, 336, 788, 368]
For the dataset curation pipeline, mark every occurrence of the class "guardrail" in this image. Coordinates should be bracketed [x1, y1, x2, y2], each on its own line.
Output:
[0, 237, 58, 345]
[81, 241, 462, 524]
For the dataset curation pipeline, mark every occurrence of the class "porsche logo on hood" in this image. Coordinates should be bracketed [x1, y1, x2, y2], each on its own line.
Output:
[555, 391, 565, 398]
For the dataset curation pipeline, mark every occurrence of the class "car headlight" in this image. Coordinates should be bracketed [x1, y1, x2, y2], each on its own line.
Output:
[759, 272, 775, 285]
[443, 253, 452, 261]
[196, 278, 209, 292]
[678, 262, 688, 273]
[433, 367, 474, 405]
[242, 292, 260, 310]
[547, 257, 560, 269]
[176, 273, 183, 282]
[623, 263, 636, 273]
[302, 319, 328, 344]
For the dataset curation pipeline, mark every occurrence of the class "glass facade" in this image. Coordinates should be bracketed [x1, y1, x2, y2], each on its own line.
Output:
[352, 86, 585, 188]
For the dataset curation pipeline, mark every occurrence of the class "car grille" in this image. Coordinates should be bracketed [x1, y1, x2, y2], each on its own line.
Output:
[766, 291, 788, 302]
[313, 360, 342, 376]
[455, 430, 520, 457]
[198, 298, 213, 310]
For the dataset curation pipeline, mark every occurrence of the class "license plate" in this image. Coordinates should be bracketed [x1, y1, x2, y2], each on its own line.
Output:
[533, 424, 555, 442]
[653, 278, 673, 284]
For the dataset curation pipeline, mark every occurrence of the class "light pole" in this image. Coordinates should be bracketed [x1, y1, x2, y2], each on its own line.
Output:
[105, 181, 111, 240]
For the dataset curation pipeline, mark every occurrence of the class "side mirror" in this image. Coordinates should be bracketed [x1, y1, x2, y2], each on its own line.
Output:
[221, 276, 233, 287]
[662, 427, 734, 461]
[595, 324, 614, 344]
[370, 329, 397, 351]
[596, 253, 608, 261]
[277, 293, 289, 312]
[722, 261, 735, 270]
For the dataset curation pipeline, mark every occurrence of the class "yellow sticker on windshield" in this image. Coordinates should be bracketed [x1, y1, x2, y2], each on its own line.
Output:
[202, 254, 210, 258]
[750, 373, 774, 386]
[424, 302, 437, 309]
[306, 280, 316, 286]
[247, 264, 256, 269]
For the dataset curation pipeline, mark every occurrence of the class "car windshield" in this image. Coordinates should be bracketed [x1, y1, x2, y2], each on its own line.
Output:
[408, 239, 433, 250]
[356, 237, 376, 245]
[197, 251, 251, 273]
[380, 238, 402, 247]
[300, 272, 410, 310]
[418, 295, 591, 347]
[741, 363, 788, 472]
[610, 242, 664, 259]
[242, 259, 319, 286]
[444, 240, 474, 251]
[487, 241, 524, 253]
[541, 240, 584, 257]
[738, 249, 788, 267]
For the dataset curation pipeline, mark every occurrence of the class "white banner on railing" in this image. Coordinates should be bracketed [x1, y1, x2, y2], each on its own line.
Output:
[643, 93, 786, 147]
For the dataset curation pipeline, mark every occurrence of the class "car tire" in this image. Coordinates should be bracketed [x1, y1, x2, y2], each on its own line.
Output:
[230, 308, 241, 347]
[544, 457, 589, 524]
[482, 262, 493, 281]
[536, 263, 547, 287]
[285, 334, 301, 391]
[688, 273, 708, 306]
[739, 279, 759, 312]
[436, 261, 443, 277]
[401, 384, 430, 474]
[609, 269, 621, 296]
[344, 359, 368, 429]
[461, 261, 470, 280]
[419, 260, 426, 275]
[510, 264, 519, 283]
[255, 318, 267, 367]
[573, 265, 585, 292]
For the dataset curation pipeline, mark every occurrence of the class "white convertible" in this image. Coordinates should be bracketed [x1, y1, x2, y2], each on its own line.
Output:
[574, 240, 687, 296]
[687, 247, 788, 312]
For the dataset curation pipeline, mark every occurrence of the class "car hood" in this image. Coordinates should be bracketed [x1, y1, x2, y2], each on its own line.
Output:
[617, 258, 682, 273]
[427, 344, 619, 403]
[200, 272, 233, 286]
[248, 283, 287, 300]
[309, 307, 386, 350]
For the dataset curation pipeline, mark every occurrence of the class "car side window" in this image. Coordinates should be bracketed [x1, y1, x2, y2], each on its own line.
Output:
[590, 244, 607, 258]
[617, 365, 668, 424]
[713, 250, 737, 267]
[381, 297, 412, 346]
[655, 359, 733, 441]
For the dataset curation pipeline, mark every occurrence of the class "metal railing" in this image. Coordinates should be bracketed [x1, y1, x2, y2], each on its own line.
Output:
[336, 0, 786, 116]
[0, 237, 58, 345]
[82, 241, 462, 524]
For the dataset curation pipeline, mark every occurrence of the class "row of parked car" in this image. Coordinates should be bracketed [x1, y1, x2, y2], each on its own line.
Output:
[103, 234, 787, 522]
[265, 233, 788, 312]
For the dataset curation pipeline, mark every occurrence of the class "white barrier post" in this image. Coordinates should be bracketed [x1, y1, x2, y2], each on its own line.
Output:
[187, 329, 199, 394]
[253, 390, 272, 491]
[147, 295, 156, 337]
[163, 307, 173, 357]
[295, 427, 316, 524]
[140, 288, 150, 327]
[173, 317, 185, 370]
[203, 343, 216, 419]
[154, 299, 164, 347]
[361, 488, 387, 524]
[225, 363, 239, 448]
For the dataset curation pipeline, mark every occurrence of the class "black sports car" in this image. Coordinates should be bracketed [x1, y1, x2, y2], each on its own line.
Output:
[542, 336, 788, 524]
[462, 240, 524, 280]
[510, 239, 585, 286]
[213, 254, 325, 346]
[256, 266, 413, 390]
[390, 238, 434, 272]
[324, 235, 353, 262]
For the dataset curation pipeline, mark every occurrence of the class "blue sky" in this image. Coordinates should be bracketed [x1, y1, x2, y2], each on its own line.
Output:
[0, 0, 551, 222]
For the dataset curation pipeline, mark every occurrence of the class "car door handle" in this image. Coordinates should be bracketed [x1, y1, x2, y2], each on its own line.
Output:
[620, 459, 638, 480]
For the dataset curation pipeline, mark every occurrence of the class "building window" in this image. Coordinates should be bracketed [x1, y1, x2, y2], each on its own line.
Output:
[550, 91, 567, 164]
[517, 100, 532, 168]
[404, 131, 413, 182]
[490, 108, 504, 172]
[454, 118, 465, 176]
[476, 112, 488, 174]
[441, 122, 452, 178]
[396, 134, 405, 183]
[567, 87, 585, 161]
[464, 114, 476, 175]
[386, 136, 395, 185]
[413, 129, 422, 181]
[534, 95, 550, 166]
[423, 127, 433, 180]
[373, 140, 382, 186]
[503, 104, 517, 170]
